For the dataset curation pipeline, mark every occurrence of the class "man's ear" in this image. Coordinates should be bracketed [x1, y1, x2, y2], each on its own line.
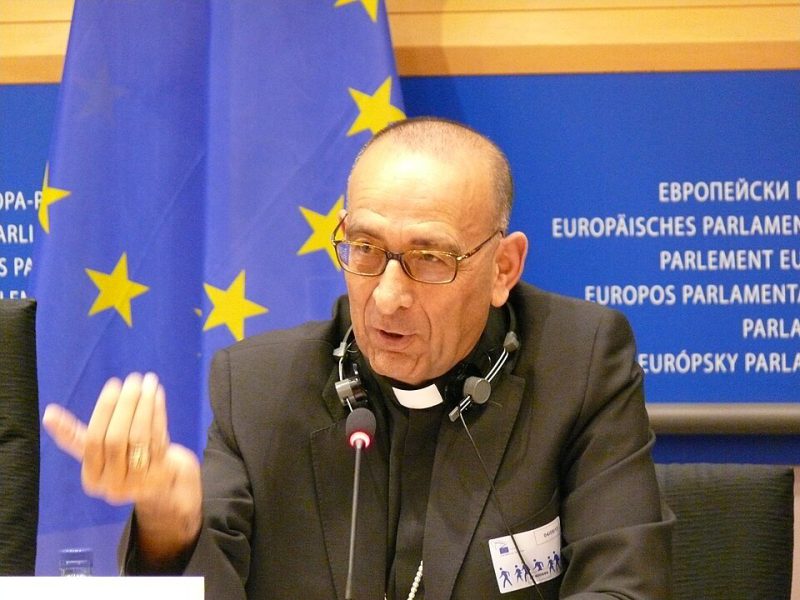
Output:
[491, 232, 528, 307]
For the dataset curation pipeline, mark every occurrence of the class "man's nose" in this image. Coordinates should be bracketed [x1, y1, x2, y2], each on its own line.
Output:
[372, 259, 413, 314]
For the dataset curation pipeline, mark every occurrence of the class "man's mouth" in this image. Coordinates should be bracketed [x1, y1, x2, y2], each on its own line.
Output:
[380, 329, 404, 339]
[372, 327, 413, 348]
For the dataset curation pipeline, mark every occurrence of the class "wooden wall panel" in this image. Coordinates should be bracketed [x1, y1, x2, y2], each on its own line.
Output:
[0, 0, 73, 83]
[389, 1, 800, 75]
[0, 1, 798, 84]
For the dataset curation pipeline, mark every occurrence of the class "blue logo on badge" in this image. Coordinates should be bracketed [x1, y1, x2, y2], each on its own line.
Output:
[492, 540, 511, 555]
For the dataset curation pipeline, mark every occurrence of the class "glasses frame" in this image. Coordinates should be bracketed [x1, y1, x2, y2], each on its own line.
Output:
[331, 216, 502, 284]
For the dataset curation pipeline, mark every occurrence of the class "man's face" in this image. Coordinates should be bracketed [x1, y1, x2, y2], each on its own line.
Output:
[343, 142, 502, 386]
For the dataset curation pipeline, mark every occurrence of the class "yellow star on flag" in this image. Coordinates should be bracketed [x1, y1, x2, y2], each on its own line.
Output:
[298, 195, 344, 269]
[347, 76, 405, 137]
[39, 163, 71, 234]
[203, 270, 268, 341]
[334, 0, 379, 22]
[85, 252, 149, 327]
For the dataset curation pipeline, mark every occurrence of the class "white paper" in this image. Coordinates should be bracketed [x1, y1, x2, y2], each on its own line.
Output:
[488, 516, 562, 593]
[0, 577, 204, 599]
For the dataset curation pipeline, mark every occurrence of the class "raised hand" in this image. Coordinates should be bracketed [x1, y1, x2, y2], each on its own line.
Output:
[42, 372, 203, 563]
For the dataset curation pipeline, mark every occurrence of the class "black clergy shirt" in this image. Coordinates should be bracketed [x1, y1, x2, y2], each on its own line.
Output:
[355, 306, 511, 600]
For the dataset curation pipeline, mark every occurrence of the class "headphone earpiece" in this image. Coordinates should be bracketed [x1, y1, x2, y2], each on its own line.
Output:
[447, 303, 519, 422]
[445, 365, 491, 407]
[334, 327, 368, 411]
[462, 376, 491, 406]
[335, 372, 367, 408]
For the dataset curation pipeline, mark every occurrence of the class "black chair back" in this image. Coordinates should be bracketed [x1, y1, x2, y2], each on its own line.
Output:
[0, 298, 39, 575]
[656, 462, 794, 600]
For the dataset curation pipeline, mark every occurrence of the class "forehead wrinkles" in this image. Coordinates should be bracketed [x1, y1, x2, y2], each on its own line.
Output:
[346, 211, 461, 249]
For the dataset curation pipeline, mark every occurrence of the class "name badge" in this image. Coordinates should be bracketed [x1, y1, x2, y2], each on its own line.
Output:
[488, 516, 562, 594]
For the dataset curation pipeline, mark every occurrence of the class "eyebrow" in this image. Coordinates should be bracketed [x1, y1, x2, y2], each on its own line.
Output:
[346, 222, 459, 252]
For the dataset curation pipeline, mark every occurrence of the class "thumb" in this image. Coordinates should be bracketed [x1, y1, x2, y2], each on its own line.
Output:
[42, 404, 87, 462]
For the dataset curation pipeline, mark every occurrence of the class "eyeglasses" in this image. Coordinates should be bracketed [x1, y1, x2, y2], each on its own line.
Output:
[331, 217, 501, 284]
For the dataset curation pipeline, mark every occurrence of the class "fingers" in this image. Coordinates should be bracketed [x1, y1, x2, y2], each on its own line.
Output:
[125, 372, 160, 486]
[129, 372, 158, 448]
[151, 381, 170, 461]
[80, 372, 170, 503]
[46, 372, 173, 507]
[42, 403, 87, 461]
[82, 376, 124, 488]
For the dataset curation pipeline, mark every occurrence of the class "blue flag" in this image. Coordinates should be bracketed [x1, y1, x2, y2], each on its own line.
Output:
[31, 0, 404, 575]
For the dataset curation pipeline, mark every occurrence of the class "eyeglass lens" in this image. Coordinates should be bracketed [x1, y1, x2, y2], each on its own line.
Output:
[336, 242, 457, 283]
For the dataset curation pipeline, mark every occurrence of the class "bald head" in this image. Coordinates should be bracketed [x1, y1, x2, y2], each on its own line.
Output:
[349, 117, 514, 230]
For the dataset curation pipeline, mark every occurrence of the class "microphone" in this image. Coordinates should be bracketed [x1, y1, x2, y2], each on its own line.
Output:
[347, 406, 375, 450]
[345, 407, 376, 600]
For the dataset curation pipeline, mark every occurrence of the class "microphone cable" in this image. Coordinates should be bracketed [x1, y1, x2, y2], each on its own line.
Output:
[457, 411, 546, 600]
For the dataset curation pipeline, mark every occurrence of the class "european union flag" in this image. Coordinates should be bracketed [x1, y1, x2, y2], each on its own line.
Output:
[31, 0, 404, 575]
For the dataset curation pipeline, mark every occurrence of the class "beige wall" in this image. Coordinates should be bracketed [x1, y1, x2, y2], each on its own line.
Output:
[1, 0, 799, 84]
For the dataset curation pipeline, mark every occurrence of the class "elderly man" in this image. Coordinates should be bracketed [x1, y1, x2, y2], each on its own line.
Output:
[44, 117, 672, 599]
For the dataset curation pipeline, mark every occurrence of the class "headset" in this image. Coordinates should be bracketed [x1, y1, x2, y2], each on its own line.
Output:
[335, 302, 545, 600]
[332, 303, 519, 421]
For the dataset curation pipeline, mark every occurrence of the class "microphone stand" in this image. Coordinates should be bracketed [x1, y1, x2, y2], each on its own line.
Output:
[345, 436, 365, 600]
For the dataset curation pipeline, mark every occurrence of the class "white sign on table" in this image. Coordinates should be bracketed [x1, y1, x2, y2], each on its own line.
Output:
[0, 577, 203, 599]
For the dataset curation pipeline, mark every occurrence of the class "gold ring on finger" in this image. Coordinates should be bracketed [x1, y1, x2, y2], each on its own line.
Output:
[128, 443, 151, 472]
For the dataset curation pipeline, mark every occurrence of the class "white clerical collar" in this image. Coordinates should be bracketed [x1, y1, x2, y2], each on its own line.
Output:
[392, 383, 444, 410]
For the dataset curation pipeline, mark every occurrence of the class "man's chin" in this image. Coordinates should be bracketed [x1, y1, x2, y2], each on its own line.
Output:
[369, 352, 425, 387]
